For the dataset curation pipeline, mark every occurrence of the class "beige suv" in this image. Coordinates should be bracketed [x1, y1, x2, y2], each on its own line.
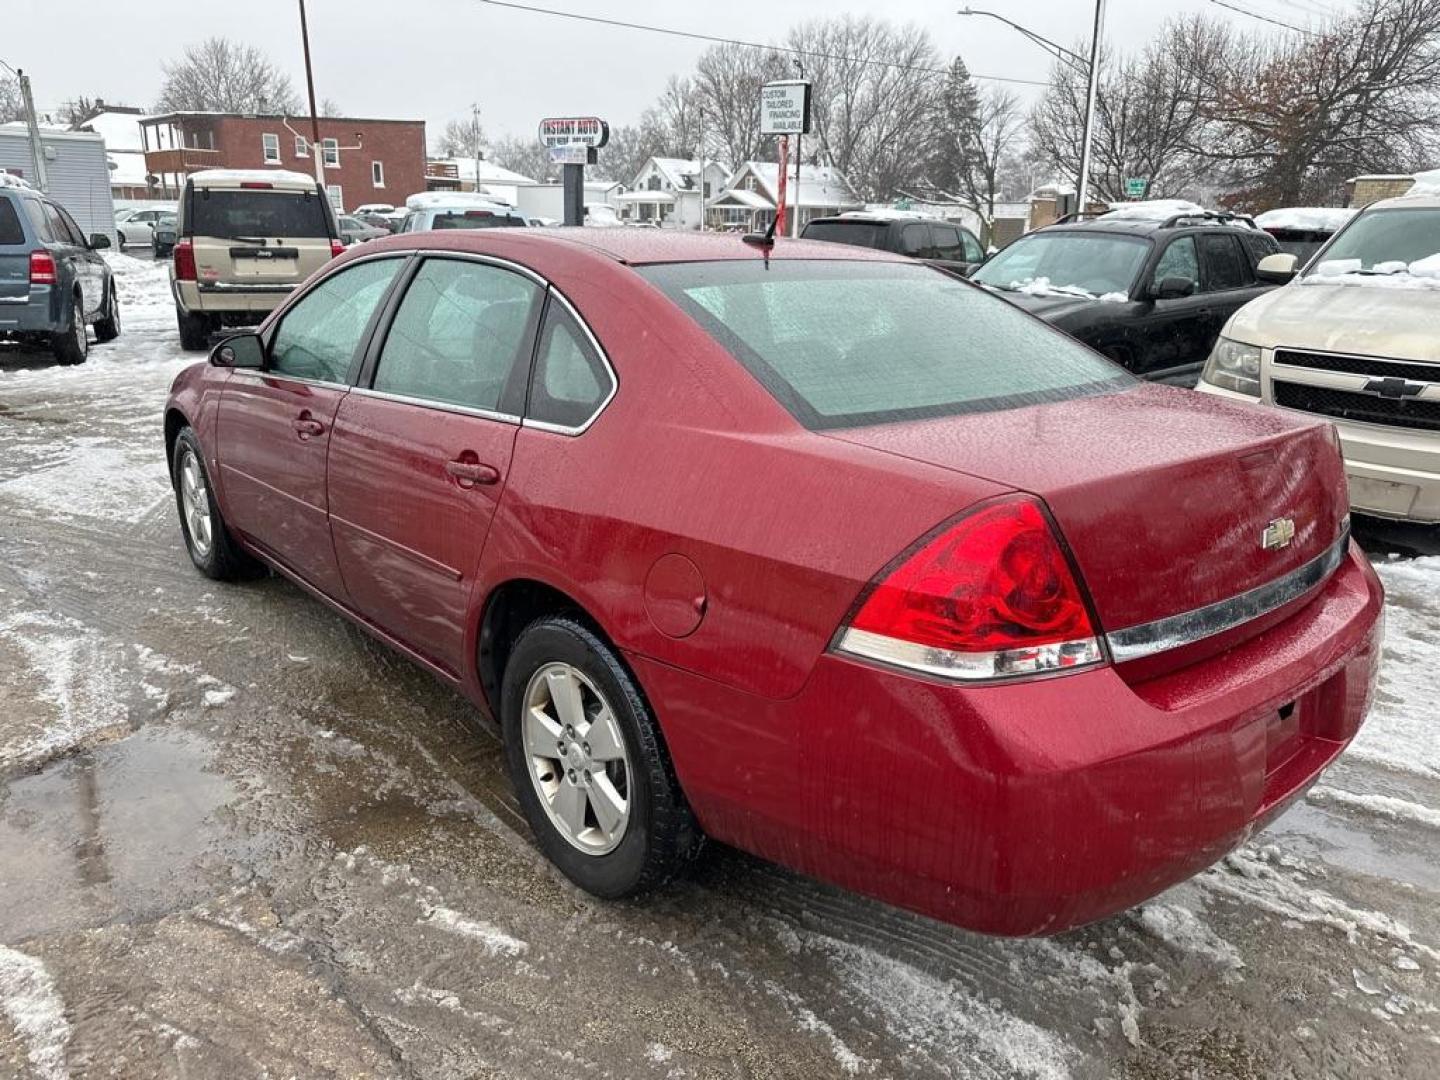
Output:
[171, 169, 342, 350]
[1196, 190, 1440, 523]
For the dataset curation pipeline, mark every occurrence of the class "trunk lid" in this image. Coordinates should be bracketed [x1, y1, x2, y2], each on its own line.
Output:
[825, 383, 1348, 641]
[0, 252, 29, 303]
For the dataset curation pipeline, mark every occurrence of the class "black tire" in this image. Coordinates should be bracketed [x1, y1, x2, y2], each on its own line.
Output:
[171, 426, 255, 580]
[51, 291, 88, 365]
[176, 304, 212, 351]
[94, 281, 120, 343]
[501, 616, 701, 898]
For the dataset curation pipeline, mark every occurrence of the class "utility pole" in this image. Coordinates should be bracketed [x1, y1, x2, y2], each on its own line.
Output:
[698, 107, 707, 232]
[791, 59, 804, 239]
[297, 0, 325, 190]
[1, 61, 49, 192]
[472, 103, 483, 195]
[1075, 0, 1107, 215]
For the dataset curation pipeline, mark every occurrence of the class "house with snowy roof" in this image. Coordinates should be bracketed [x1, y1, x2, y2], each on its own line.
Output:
[616, 156, 730, 229]
[706, 161, 862, 232]
[76, 107, 153, 201]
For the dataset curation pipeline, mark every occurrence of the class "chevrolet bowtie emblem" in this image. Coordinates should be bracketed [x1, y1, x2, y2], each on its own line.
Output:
[1262, 517, 1296, 550]
[1362, 376, 1425, 400]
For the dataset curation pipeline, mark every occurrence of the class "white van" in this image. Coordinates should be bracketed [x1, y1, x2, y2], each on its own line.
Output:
[1196, 189, 1440, 523]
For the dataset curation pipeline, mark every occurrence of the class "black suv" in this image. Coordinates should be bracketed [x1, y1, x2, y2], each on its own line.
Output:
[801, 213, 986, 276]
[971, 210, 1282, 385]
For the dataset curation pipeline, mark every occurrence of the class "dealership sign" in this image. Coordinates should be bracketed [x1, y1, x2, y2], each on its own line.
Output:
[538, 117, 610, 149]
[548, 144, 590, 165]
[760, 81, 812, 135]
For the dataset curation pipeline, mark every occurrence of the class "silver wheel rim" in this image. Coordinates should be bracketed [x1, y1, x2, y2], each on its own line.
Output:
[522, 662, 631, 855]
[179, 450, 213, 559]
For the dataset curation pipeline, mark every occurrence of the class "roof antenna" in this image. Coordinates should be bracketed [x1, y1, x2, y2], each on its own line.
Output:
[742, 213, 778, 249]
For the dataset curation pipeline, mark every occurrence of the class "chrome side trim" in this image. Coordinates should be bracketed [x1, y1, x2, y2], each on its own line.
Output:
[229, 369, 349, 391]
[519, 288, 618, 437]
[349, 384, 520, 425]
[1106, 519, 1351, 663]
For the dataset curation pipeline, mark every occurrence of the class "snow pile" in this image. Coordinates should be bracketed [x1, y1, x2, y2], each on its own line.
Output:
[1104, 199, 1205, 221]
[0, 171, 34, 190]
[1009, 277, 1128, 302]
[0, 946, 70, 1080]
[1136, 898, 1245, 976]
[404, 191, 511, 211]
[1406, 168, 1440, 196]
[1254, 206, 1356, 233]
[1303, 254, 1440, 289]
[188, 168, 317, 186]
[1308, 787, 1440, 831]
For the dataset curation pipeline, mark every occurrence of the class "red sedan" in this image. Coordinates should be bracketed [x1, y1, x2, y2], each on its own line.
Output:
[163, 229, 1383, 935]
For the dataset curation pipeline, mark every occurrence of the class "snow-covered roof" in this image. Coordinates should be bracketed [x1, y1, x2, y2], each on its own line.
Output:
[107, 151, 149, 186]
[405, 190, 513, 211]
[844, 208, 928, 220]
[616, 189, 677, 204]
[1408, 169, 1440, 197]
[0, 171, 35, 190]
[711, 188, 772, 210]
[435, 157, 538, 186]
[640, 157, 726, 191]
[188, 168, 318, 186]
[725, 161, 862, 210]
[79, 111, 144, 153]
[1254, 207, 1357, 233]
[1103, 199, 1206, 220]
[0, 122, 103, 143]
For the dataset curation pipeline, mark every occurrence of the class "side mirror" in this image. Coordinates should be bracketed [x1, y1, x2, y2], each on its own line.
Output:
[210, 332, 264, 369]
[89, 233, 111, 250]
[1256, 252, 1299, 284]
[1151, 275, 1196, 300]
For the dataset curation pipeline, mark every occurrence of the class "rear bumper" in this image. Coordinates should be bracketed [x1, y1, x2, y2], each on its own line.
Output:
[0, 286, 60, 333]
[174, 278, 293, 316]
[638, 546, 1383, 935]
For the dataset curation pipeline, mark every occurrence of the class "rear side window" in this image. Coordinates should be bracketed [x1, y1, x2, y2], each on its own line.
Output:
[270, 258, 402, 382]
[0, 199, 23, 245]
[1200, 234, 1249, 290]
[188, 188, 331, 239]
[373, 258, 541, 412]
[931, 225, 963, 260]
[527, 300, 613, 430]
[638, 260, 1132, 430]
[22, 200, 52, 242]
[801, 220, 888, 249]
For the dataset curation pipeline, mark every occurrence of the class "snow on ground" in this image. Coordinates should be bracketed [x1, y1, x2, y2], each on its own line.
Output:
[0, 945, 70, 1080]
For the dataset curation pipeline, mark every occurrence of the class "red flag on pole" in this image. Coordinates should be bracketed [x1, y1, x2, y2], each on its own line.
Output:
[775, 135, 789, 237]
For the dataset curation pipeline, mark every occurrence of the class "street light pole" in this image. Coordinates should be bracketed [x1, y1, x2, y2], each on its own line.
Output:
[1075, 0, 1107, 215]
[297, 0, 325, 190]
[1, 59, 50, 192]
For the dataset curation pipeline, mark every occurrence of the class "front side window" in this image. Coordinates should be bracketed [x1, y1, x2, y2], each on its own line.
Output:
[931, 224, 962, 259]
[372, 258, 541, 412]
[639, 260, 1132, 430]
[973, 231, 1150, 299]
[262, 133, 280, 163]
[1199, 233, 1248, 291]
[961, 229, 985, 264]
[527, 300, 613, 429]
[899, 223, 930, 257]
[49, 204, 86, 246]
[269, 258, 402, 382]
[1152, 236, 1199, 288]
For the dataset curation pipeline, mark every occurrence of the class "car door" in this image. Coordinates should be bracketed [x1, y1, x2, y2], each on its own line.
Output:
[1198, 231, 1268, 343]
[1132, 234, 1211, 381]
[215, 256, 405, 597]
[43, 202, 98, 317]
[326, 255, 544, 674]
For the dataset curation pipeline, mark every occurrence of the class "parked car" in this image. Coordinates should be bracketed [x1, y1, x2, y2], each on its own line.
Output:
[1197, 189, 1440, 525]
[151, 211, 178, 258]
[115, 203, 176, 249]
[0, 175, 119, 364]
[337, 214, 388, 245]
[1254, 206, 1356, 267]
[170, 168, 343, 351]
[164, 229, 1380, 935]
[972, 209, 1282, 385]
[802, 212, 986, 276]
[397, 202, 528, 232]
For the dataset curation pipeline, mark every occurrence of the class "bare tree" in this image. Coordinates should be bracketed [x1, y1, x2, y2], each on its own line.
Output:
[437, 113, 486, 159]
[0, 76, 21, 124]
[787, 16, 946, 200]
[596, 113, 670, 185]
[319, 98, 343, 118]
[59, 96, 105, 128]
[655, 75, 704, 159]
[692, 42, 787, 169]
[156, 38, 300, 114]
[486, 134, 552, 183]
[1202, 0, 1440, 207]
[927, 60, 1025, 240]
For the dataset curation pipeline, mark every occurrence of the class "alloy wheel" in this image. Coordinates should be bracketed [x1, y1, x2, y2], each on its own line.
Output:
[522, 662, 631, 855]
[179, 450, 213, 558]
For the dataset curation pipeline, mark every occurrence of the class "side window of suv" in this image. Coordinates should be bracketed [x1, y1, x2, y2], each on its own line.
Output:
[1200, 233, 1249, 291]
[0, 197, 23, 245]
[930, 224, 964, 261]
[1152, 236, 1199, 289]
[270, 258, 402, 382]
[22, 198, 52, 242]
[899, 223, 931, 257]
[960, 229, 985, 264]
[527, 299, 614, 430]
[43, 203, 82, 246]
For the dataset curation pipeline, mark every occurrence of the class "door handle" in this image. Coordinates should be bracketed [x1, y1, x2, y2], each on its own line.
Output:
[292, 416, 325, 439]
[445, 459, 501, 488]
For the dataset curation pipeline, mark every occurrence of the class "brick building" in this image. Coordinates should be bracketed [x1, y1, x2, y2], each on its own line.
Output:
[140, 112, 426, 211]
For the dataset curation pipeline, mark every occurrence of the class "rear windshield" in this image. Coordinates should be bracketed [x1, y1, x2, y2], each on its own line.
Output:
[802, 220, 889, 249]
[187, 188, 331, 239]
[431, 212, 526, 230]
[638, 260, 1132, 430]
[0, 198, 23, 245]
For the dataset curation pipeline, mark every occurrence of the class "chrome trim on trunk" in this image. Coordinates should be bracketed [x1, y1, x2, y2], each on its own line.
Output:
[1106, 519, 1352, 663]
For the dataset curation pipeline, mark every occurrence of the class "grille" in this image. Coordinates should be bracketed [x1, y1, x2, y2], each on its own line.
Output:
[1274, 349, 1440, 385]
[1273, 380, 1440, 432]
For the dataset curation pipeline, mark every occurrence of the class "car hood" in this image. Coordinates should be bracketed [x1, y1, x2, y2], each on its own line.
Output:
[988, 289, 1098, 323]
[1228, 281, 1440, 361]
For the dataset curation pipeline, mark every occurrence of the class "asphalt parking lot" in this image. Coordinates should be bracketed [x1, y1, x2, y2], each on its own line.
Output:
[0, 252, 1437, 1079]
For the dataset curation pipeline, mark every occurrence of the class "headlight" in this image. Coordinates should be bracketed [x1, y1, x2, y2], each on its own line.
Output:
[1201, 337, 1262, 396]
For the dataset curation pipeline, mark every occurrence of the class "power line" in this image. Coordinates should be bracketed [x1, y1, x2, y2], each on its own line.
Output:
[1207, 0, 1320, 35]
[470, 0, 1052, 87]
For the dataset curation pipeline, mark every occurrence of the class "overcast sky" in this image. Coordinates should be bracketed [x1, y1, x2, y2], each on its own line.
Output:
[8, 0, 1354, 148]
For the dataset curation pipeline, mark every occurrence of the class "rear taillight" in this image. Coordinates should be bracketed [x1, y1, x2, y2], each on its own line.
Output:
[330, 239, 345, 258]
[29, 250, 57, 285]
[836, 497, 1104, 681]
[173, 240, 196, 281]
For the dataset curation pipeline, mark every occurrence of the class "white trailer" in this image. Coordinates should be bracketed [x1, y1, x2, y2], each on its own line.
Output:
[0, 124, 117, 244]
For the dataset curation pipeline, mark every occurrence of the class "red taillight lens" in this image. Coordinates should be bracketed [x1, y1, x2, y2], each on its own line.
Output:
[838, 498, 1103, 680]
[29, 251, 57, 285]
[173, 240, 196, 281]
[330, 239, 345, 258]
